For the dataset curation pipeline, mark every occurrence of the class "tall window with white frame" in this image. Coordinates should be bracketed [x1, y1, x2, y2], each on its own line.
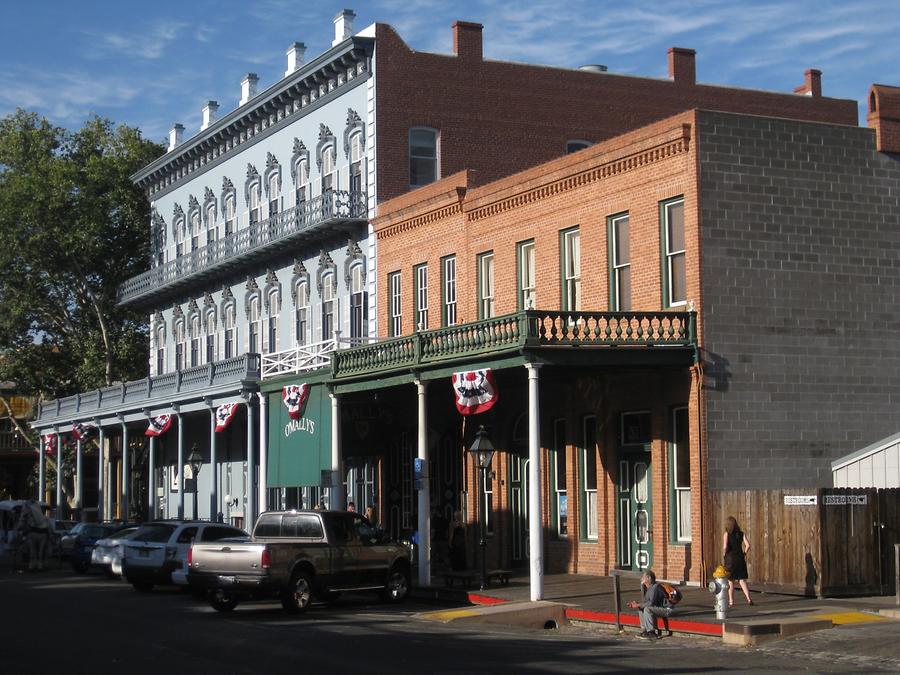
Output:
[248, 296, 260, 353]
[294, 159, 308, 211]
[477, 251, 495, 319]
[553, 419, 567, 537]
[155, 325, 165, 375]
[349, 264, 367, 339]
[206, 203, 216, 247]
[224, 195, 235, 238]
[609, 213, 631, 311]
[205, 312, 216, 363]
[174, 217, 185, 258]
[442, 255, 457, 327]
[321, 146, 335, 192]
[190, 211, 201, 252]
[672, 406, 691, 542]
[388, 271, 402, 337]
[414, 264, 428, 330]
[582, 415, 598, 541]
[562, 227, 581, 311]
[349, 133, 363, 193]
[321, 273, 336, 341]
[268, 173, 280, 218]
[266, 290, 279, 354]
[518, 240, 536, 310]
[248, 183, 261, 226]
[295, 281, 309, 345]
[174, 321, 185, 371]
[223, 305, 235, 359]
[662, 197, 686, 307]
[409, 128, 438, 187]
[190, 315, 200, 367]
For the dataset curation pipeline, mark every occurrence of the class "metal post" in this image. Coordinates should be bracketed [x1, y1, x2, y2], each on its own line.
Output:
[330, 390, 345, 511]
[415, 379, 430, 587]
[97, 425, 105, 522]
[612, 573, 622, 632]
[176, 412, 184, 520]
[148, 435, 156, 519]
[121, 420, 129, 521]
[38, 434, 46, 502]
[479, 465, 488, 591]
[895, 543, 899, 607]
[192, 469, 199, 520]
[55, 426, 62, 518]
[75, 437, 83, 516]
[255, 392, 266, 519]
[209, 407, 217, 520]
[526, 362, 544, 601]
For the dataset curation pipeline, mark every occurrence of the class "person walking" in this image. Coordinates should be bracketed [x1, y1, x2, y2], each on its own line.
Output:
[627, 570, 674, 639]
[723, 515, 752, 605]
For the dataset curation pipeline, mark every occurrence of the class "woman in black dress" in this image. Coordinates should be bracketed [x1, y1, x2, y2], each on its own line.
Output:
[448, 511, 467, 571]
[723, 516, 752, 605]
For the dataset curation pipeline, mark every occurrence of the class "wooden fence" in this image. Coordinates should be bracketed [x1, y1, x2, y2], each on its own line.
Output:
[705, 488, 900, 597]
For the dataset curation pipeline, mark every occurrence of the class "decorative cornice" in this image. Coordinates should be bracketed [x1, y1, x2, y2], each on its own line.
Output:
[292, 258, 308, 277]
[187, 194, 199, 213]
[265, 151, 279, 173]
[222, 176, 235, 193]
[376, 203, 463, 240]
[203, 292, 215, 309]
[172, 203, 185, 222]
[204, 187, 215, 203]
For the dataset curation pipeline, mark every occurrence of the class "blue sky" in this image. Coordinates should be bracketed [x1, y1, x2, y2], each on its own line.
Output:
[2, 0, 897, 144]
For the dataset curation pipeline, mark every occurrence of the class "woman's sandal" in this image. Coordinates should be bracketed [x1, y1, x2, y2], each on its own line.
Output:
[747, 599, 754, 605]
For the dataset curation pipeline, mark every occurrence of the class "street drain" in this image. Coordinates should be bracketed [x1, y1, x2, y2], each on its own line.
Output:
[544, 620, 559, 630]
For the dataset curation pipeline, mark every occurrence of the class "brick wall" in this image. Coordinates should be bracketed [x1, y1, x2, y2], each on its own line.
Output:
[374, 22, 857, 204]
[697, 111, 900, 489]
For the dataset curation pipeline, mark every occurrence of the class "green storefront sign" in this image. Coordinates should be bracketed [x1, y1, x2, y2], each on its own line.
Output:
[267, 383, 332, 487]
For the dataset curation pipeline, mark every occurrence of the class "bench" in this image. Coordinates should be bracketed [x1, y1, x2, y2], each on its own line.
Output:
[443, 569, 511, 588]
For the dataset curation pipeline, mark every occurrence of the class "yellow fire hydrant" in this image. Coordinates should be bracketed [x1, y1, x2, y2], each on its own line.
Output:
[708, 564, 730, 621]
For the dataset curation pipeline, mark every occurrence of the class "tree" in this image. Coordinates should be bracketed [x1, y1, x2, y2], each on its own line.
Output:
[0, 110, 165, 399]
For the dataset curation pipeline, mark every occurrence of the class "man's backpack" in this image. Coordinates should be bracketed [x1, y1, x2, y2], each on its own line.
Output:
[659, 582, 682, 605]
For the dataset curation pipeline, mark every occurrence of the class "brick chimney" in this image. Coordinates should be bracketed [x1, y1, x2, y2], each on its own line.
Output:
[240, 73, 259, 106]
[867, 84, 900, 153]
[201, 101, 219, 131]
[453, 21, 483, 62]
[794, 69, 822, 97]
[167, 123, 184, 152]
[668, 47, 696, 85]
[285, 42, 306, 77]
[333, 9, 355, 46]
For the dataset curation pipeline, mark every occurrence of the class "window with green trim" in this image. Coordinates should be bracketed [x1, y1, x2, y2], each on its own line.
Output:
[552, 418, 567, 538]
[441, 255, 457, 326]
[517, 239, 536, 310]
[581, 415, 598, 541]
[476, 251, 494, 319]
[414, 263, 428, 330]
[661, 197, 686, 307]
[388, 271, 402, 337]
[560, 227, 581, 311]
[608, 212, 630, 311]
[671, 406, 691, 542]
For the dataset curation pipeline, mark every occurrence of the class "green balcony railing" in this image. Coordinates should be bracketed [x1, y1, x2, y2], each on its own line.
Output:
[331, 310, 695, 379]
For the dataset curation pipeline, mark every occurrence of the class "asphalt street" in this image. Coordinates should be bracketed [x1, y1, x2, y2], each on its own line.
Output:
[2, 568, 899, 674]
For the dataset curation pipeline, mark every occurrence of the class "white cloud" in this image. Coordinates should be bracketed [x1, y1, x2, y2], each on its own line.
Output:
[81, 21, 188, 61]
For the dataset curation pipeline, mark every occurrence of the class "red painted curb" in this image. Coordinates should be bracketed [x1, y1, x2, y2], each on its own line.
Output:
[468, 593, 509, 605]
[565, 608, 724, 637]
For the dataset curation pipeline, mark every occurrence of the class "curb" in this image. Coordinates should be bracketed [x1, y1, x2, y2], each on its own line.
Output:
[723, 617, 832, 646]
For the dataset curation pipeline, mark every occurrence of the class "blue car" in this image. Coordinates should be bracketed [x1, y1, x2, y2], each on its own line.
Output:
[71, 524, 130, 573]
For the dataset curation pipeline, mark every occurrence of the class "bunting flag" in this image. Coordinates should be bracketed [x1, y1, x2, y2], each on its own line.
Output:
[43, 434, 57, 456]
[452, 368, 499, 416]
[282, 383, 310, 421]
[145, 414, 174, 437]
[72, 422, 98, 442]
[215, 402, 240, 432]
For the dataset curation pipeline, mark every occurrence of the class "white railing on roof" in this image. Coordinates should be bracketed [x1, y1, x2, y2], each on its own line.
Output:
[260, 335, 382, 379]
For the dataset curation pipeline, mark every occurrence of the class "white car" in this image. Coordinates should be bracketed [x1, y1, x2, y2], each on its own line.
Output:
[123, 521, 246, 592]
[91, 527, 140, 577]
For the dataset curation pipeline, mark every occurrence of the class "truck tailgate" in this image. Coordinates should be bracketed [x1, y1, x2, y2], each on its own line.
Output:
[190, 541, 266, 575]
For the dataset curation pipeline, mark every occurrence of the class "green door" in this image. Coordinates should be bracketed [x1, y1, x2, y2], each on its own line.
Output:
[509, 452, 529, 566]
[617, 453, 653, 571]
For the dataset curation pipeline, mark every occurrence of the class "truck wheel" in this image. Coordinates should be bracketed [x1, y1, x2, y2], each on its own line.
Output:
[281, 570, 313, 614]
[209, 590, 238, 613]
[382, 567, 410, 603]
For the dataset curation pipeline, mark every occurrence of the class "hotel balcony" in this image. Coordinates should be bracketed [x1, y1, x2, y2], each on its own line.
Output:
[118, 190, 367, 307]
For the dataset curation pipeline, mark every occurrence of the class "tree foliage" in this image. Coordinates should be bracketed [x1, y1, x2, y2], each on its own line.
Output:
[0, 110, 165, 400]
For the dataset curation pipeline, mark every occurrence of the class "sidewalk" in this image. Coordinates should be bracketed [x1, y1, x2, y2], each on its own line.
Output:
[413, 572, 899, 640]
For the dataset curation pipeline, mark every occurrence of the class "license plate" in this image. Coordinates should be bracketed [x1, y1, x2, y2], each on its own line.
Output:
[219, 575, 236, 585]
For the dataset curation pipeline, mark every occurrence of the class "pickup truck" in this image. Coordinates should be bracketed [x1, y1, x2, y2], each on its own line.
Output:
[187, 509, 411, 614]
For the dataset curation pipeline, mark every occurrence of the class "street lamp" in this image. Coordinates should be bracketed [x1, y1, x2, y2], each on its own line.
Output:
[467, 426, 495, 591]
[187, 444, 203, 520]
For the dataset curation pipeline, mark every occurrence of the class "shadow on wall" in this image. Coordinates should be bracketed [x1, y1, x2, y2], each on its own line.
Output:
[702, 350, 731, 393]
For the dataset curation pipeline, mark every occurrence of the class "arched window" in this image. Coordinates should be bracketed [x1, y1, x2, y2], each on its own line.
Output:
[295, 280, 309, 345]
[349, 262, 367, 339]
[205, 310, 217, 363]
[190, 210, 201, 252]
[174, 320, 186, 370]
[221, 177, 236, 239]
[247, 295, 261, 353]
[294, 157, 309, 209]
[155, 323, 166, 375]
[409, 127, 438, 187]
[151, 210, 167, 267]
[267, 172, 280, 217]
[566, 140, 592, 154]
[321, 272, 336, 341]
[189, 313, 201, 367]
[205, 202, 217, 246]
[222, 303, 236, 359]
[349, 132, 363, 193]
[321, 145, 336, 192]
[265, 289, 279, 353]
[173, 206, 185, 258]
[248, 183, 261, 225]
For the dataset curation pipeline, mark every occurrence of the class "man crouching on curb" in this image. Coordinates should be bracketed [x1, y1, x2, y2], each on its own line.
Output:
[627, 570, 673, 639]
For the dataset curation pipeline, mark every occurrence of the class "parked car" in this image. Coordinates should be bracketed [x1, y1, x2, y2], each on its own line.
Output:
[123, 521, 246, 592]
[70, 523, 130, 573]
[59, 522, 89, 558]
[91, 526, 140, 577]
[187, 510, 411, 614]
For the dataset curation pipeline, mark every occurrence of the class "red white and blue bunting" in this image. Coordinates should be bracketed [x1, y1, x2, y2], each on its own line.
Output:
[451, 368, 499, 416]
[43, 434, 57, 456]
[283, 384, 310, 421]
[215, 402, 240, 432]
[145, 414, 174, 437]
[71, 422, 98, 442]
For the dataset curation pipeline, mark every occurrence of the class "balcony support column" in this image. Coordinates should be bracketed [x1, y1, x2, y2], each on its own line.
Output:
[75, 436, 83, 514]
[176, 411, 184, 520]
[255, 392, 266, 519]
[38, 434, 45, 503]
[120, 417, 129, 520]
[415, 378, 430, 587]
[329, 390, 345, 510]
[246, 395, 256, 525]
[208, 403, 218, 521]
[148, 434, 156, 519]
[526, 362, 544, 601]
[54, 425, 62, 518]
[97, 424, 105, 522]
